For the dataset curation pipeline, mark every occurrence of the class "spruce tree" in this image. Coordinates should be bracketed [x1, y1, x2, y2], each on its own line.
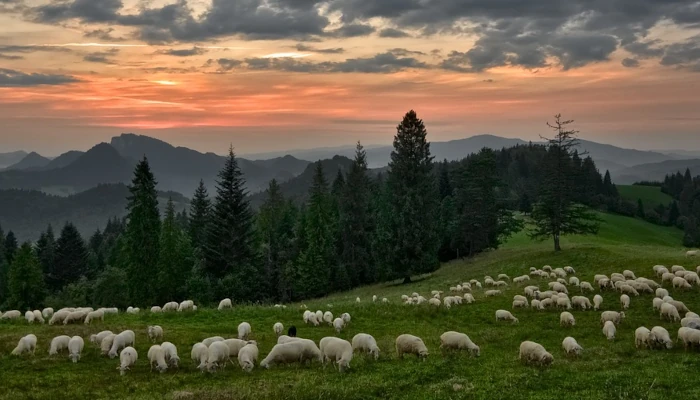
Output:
[295, 162, 335, 298]
[438, 160, 453, 200]
[529, 114, 600, 251]
[124, 157, 161, 305]
[0, 225, 7, 305]
[636, 199, 646, 218]
[204, 146, 260, 301]
[5, 231, 18, 266]
[189, 180, 211, 252]
[36, 225, 56, 278]
[339, 142, 374, 285]
[7, 242, 46, 310]
[158, 198, 189, 302]
[379, 110, 440, 283]
[51, 223, 89, 292]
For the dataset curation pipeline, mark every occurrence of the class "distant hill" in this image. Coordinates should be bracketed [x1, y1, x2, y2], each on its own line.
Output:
[617, 185, 674, 207]
[0, 184, 189, 242]
[0, 151, 28, 169]
[40, 150, 85, 170]
[5, 151, 51, 170]
[614, 159, 700, 184]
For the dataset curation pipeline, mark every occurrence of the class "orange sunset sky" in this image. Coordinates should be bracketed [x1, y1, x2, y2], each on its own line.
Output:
[1, 0, 699, 155]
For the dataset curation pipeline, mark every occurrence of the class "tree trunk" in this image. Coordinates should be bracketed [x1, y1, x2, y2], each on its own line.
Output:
[554, 234, 561, 251]
[403, 276, 412, 284]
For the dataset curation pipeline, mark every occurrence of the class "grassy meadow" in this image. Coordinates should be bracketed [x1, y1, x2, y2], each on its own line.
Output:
[617, 184, 674, 207]
[2, 212, 700, 400]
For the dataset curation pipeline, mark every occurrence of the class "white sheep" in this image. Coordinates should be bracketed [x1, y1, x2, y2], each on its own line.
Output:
[109, 330, 135, 359]
[315, 310, 323, 322]
[650, 326, 672, 349]
[333, 317, 345, 333]
[428, 298, 441, 306]
[531, 299, 541, 309]
[273, 322, 284, 337]
[218, 298, 233, 310]
[68, 336, 84, 363]
[84, 309, 105, 325]
[323, 311, 334, 325]
[161, 342, 180, 368]
[652, 297, 664, 311]
[191, 343, 208, 369]
[634, 327, 654, 349]
[496, 309, 519, 323]
[519, 341, 553, 366]
[126, 306, 140, 314]
[677, 327, 700, 349]
[688, 250, 700, 257]
[101, 334, 116, 356]
[42, 307, 54, 319]
[148, 345, 169, 373]
[569, 277, 580, 286]
[560, 312, 575, 327]
[513, 275, 530, 284]
[439, 331, 480, 357]
[1, 310, 21, 320]
[620, 294, 630, 310]
[103, 307, 119, 315]
[63, 310, 87, 325]
[356, 297, 361, 303]
[671, 265, 686, 273]
[238, 322, 252, 340]
[512, 299, 529, 309]
[660, 302, 681, 322]
[163, 301, 179, 312]
[602, 321, 616, 340]
[49, 335, 71, 356]
[25, 310, 35, 323]
[668, 300, 690, 313]
[11, 334, 37, 356]
[673, 276, 692, 289]
[564, 266, 576, 274]
[308, 312, 320, 326]
[372, 295, 378, 302]
[551, 283, 568, 294]
[261, 341, 318, 368]
[320, 337, 353, 372]
[351, 333, 380, 360]
[562, 336, 582, 356]
[571, 296, 591, 310]
[223, 339, 248, 358]
[150, 306, 162, 313]
[382, 297, 389, 303]
[118, 347, 138, 376]
[661, 272, 676, 284]
[622, 270, 636, 280]
[600, 311, 625, 325]
[656, 288, 669, 298]
[177, 300, 194, 312]
[202, 336, 225, 347]
[687, 312, 700, 319]
[395, 334, 429, 360]
[485, 290, 501, 297]
[205, 341, 231, 372]
[148, 325, 164, 342]
[238, 342, 259, 372]
[463, 293, 475, 303]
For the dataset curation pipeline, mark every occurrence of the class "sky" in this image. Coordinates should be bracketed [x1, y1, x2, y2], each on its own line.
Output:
[0, 0, 699, 156]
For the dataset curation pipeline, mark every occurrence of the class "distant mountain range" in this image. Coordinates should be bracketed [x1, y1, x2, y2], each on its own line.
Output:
[0, 150, 28, 169]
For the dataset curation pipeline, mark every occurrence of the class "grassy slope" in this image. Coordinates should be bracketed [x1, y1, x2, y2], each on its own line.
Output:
[617, 184, 673, 207]
[2, 212, 699, 400]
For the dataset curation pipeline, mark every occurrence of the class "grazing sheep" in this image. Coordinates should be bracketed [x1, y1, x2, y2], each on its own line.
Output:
[560, 312, 575, 327]
[238, 342, 259, 372]
[63, 310, 87, 325]
[634, 327, 654, 349]
[161, 342, 180, 368]
[661, 272, 676, 284]
[463, 293, 475, 303]
[569, 277, 580, 286]
[320, 337, 353, 372]
[622, 270, 636, 280]
[600, 311, 625, 325]
[109, 330, 136, 359]
[222, 338, 248, 358]
[684, 272, 700, 285]
[660, 302, 681, 322]
[678, 327, 700, 349]
[395, 334, 429, 360]
[440, 331, 480, 357]
[382, 297, 389, 303]
[1, 310, 21, 320]
[261, 341, 317, 368]
[428, 298, 441, 307]
[100, 334, 116, 356]
[218, 298, 233, 310]
[562, 337, 583, 356]
[148, 325, 163, 343]
[687, 312, 700, 319]
[513, 275, 530, 284]
[333, 318, 345, 333]
[341, 313, 351, 324]
[650, 326, 672, 349]
[672, 265, 686, 273]
[653, 297, 664, 311]
[118, 347, 138, 376]
[681, 317, 700, 327]
[68, 336, 84, 363]
[49, 335, 71, 356]
[126, 307, 140, 314]
[572, 296, 591, 310]
[619, 285, 639, 296]
[356, 297, 361, 303]
[351, 333, 380, 360]
[495, 310, 519, 323]
[303, 310, 312, 324]
[84, 309, 105, 325]
[603, 321, 616, 340]
[590, 295, 602, 311]
[177, 300, 194, 312]
[668, 300, 690, 313]
[688, 250, 700, 257]
[205, 341, 231, 372]
[25, 310, 35, 323]
[191, 343, 208, 369]
[485, 290, 501, 297]
[162, 302, 179, 312]
[564, 266, 576, 274]
[308, 312, 320, 326]
[512, 299, 529, 309]
[238, 322, 252, 340]
[42, 307, 54, 319]
[551, 283, 568, 294]
[315, 310, 323, 323]
[148, 345, 169, 373]
[556, 296, 572, 310]
[323, 311, 334, 325]
[150, 306, 162, 313]
[202, 336, 225, 347]
[531, 299, 542, 309]
[519, 341, 553, 366]
[673, 276, 692, 289]
[11, 334, 37, 356]
[273, 322, 284, 337]
[656, 288, 669, 299]
[540, 298, 554, 309]
[620, 294, 630, 310]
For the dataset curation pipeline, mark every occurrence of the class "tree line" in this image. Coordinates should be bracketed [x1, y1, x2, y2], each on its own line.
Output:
[0, 111, 610, 310]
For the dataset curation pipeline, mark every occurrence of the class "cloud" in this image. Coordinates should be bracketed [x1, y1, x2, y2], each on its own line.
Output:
[216, 58, 243, 71]
[83, 48, 119, 64]
[621, 58, 640, 68]
[84, 28, 125, 42]
[234, 51, 429, 73]
[0, 45, 72, 54]
[0, 68, 80, 86]
[327, 23, 375, 38]
[295, 43, 344, 54]
[157, 47, 207, 57]
[0, 53, 24, 60]
[387, 48, 425, 56]
[31, 0, 122, 23]
[378, 28, 410, 38]
[660, 35, 700, 71]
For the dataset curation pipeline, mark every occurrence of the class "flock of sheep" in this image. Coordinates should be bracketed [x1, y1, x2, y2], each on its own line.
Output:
[3, 258, 700, 375]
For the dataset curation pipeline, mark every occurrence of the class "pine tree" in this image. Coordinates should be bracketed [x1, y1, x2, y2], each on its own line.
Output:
[636, 199, 646, 218]
[529, 114, 600, 251]
[438, 160, 453, 200]
[157, 198, 190, 302]
[669, 201, 681, 226]
[204, 146, 260, 301]
[51, 223, 89, 292]
[684, 168, 693, 184]
[5, 231, 18, 266]
[295, 162, 335, 298]
[35, 225, 56, 278]
[7, 242, 46, 310]
[0, 224, 7, 305]
[189, 180, 211, 251]
[332, 169, 346, 196]
[339, 142, 375, 286]
[379, 110, 440, 283]
[123, 157, 161, 305]
[176, 209, 189, 231]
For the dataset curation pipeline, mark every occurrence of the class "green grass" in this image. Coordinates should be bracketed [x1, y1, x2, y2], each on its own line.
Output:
[2, 212, 700, 400]
[617, 185, 673, 207]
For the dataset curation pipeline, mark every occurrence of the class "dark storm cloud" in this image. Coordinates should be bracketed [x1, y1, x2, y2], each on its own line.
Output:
[0, 68, 80, 86]
[660, 35, 700, 70]
[327, 23, 375, 38]
[31, 0, 122, 23]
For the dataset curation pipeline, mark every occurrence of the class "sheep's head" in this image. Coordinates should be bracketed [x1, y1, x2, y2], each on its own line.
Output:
[170, 356, 180, 368]
[620, 312, 626, 320]
[513, 318, 519, 324]
[157, 363, 168, 373]
[242, 361, 254, 373]
[338, 360, 350, 372]
[419, 350, 429, 359]
[371, 348, 380, 360]
[541, 352, 553, 365]
[472, 346, 481, 357]
[90, 335, 97, 344]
